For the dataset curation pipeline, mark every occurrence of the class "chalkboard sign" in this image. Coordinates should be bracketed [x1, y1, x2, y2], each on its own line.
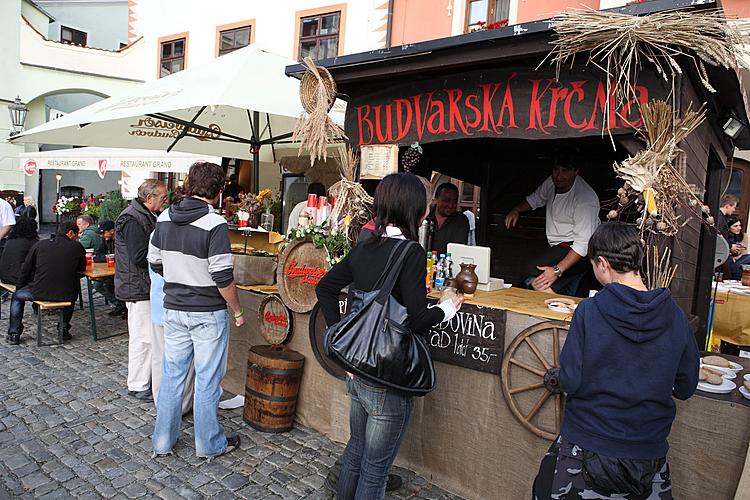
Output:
[426, 299, 506, 374]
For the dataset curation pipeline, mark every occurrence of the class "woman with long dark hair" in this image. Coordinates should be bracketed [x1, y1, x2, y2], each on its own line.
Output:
[533, 222, 699, 499]
[316, 173, 461, 500]
[0, 216, 39, 286]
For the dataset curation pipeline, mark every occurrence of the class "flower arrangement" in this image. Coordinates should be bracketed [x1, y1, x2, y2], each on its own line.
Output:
[240, 194, 264, 215]
[53, 196, 83, 215]
[288, 222, 351, 266]
[466, 19, 509, 34]
[257, 189, 274, 212]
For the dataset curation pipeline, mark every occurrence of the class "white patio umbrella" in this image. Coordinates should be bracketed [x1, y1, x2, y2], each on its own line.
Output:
[10, 45, 344, 192]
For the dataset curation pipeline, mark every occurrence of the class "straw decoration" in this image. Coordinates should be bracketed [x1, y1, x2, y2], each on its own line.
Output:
[328, 145, 374, 242]
[608, 100, 710, 237]
[544, 8, 750, 134]
[293, 57, 346, 166]
[644, 245, 678, 291]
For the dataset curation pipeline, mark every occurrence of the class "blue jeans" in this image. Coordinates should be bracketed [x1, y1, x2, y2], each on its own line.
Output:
[8, 287, 72, 336]
[338, 376, 413, 500]
[152, 309, 229, 458]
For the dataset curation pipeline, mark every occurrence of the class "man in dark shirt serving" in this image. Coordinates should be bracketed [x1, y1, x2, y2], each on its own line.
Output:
[428, 183, 469, 254]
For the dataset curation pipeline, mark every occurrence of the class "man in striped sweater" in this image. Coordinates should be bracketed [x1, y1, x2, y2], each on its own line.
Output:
[148, 161, 245, 459]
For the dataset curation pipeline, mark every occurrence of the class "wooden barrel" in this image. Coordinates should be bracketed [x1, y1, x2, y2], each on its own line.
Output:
[244, 345, 305, 433]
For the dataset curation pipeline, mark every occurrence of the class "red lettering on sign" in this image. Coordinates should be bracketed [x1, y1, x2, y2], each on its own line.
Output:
[427, 98, 447, 134]
[357, 105, 373, 145]
[264, 310, 288, 328]
[465, 93, 481, 129]
[583, 81, 618, 131]
[546, 86, 569, 129]
[394, 98, 413, 142]
[527, 78, 555, 134]
[285, 259, 326, 285]
[564, 81, 588, 130]
[478, 83, 502, 133]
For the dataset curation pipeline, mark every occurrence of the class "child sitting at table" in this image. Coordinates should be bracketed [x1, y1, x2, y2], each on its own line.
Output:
[533, 222, 699, 499]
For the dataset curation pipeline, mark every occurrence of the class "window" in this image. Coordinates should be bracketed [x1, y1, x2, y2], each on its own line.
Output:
[465, 0, 510, 31]
[160, 38, 186, 77]
[219, 26, 251, 56]
[61, 26, 87, 46]
[298, 11, 340, 60]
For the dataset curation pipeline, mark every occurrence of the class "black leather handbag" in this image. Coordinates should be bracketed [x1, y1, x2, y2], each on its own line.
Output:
[324, 239, 436, 396]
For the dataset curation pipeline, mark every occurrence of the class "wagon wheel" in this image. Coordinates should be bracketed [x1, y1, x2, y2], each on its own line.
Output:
[501, 321, 569, 441]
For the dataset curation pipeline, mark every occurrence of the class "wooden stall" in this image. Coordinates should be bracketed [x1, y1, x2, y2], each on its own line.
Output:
[229, 1, 750, 498]
[224, 286, 750, 499]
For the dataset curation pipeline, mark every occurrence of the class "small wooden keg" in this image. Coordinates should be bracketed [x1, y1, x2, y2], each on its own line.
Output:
[244, 344, 305, 433]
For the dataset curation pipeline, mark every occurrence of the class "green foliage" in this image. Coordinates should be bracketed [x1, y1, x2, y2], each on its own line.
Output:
[99, 190, 129, 222]
[288, 222, 350, 266]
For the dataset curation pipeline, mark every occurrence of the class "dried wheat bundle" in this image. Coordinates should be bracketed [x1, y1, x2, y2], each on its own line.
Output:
[293, 57, 346, 166]
[545, 8, 750, 132]
[328, 146, 374, 241]
[644, 245, 678, 290]
[610, 100, 709, 237]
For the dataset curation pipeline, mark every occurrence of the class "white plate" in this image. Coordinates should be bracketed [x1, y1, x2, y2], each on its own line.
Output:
[739, 387, 750, 401]
[700, 364, 737, 379]
[701, 358, 744, 372]
[744, 374, 750, 382]
[697, 379, 736, 394]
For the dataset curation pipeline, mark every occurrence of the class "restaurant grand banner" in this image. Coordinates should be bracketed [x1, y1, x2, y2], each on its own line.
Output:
[345, 66, 669, 146]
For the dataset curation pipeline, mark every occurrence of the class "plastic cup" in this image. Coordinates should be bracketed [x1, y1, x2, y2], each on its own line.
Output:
[85, 254, 93, 267]
[440, 286, 462, 311]
[106, 254, 115, 268]
[238, 219, 248, 228]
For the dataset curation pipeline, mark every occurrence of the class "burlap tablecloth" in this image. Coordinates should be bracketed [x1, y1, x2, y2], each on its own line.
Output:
[225, 289, 750, 500]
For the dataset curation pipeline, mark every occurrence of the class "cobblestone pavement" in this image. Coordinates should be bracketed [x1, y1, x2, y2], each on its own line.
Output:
[0, 291, 462, 499]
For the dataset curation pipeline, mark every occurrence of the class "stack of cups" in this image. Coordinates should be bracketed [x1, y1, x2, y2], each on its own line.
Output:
[303, 194, 318, 226]
[316, 196, 330, 225]
[237, 211, 250, 228]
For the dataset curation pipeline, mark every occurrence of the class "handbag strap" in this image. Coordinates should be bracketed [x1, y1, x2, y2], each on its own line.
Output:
[376, 239, 417, 302]
[372, 239, 407, 291]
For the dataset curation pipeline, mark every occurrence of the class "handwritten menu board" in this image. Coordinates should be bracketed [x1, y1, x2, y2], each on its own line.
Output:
[359, 144, 398, 179]
[426, 299, 506, 374]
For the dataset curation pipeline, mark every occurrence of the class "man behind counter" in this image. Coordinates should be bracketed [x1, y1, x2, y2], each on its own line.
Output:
[428, 183, 469, 255]
[505, 160, 600, 296]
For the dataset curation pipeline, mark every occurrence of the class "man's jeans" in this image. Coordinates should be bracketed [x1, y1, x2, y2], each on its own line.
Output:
[152, 309, 229, 458]
[93, 277, 122, 308]
[338, 376, 413, 500]
[8, 287, 73, 336]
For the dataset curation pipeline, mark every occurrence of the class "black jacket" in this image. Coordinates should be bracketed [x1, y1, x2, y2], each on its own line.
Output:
[115, 199, 157, 302]
[0, 237, 38, 285]
[93, 237, 115, 263]
[316, 236, 444, 334]
[19, 235, 86, 302]
[18, 205, 37, 220]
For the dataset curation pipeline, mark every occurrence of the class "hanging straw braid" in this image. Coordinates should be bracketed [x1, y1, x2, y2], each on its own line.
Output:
[293, 57, 346, 165]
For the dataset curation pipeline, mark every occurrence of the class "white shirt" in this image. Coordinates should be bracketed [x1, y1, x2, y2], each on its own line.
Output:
[0, 199, 16, 229]
[287, 201, 307, 232]
[526, 176, 600, 257]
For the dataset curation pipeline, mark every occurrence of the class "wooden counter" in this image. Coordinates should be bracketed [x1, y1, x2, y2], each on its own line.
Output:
[237, 284, 579, 322]
[429, 287, 579, 322]
[227, 286, 749, 500]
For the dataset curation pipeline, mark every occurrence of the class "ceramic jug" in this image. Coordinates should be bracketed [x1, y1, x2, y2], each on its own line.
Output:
[455, 263, 479, 297]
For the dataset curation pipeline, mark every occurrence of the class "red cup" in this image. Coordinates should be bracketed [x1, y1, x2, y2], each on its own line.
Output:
[85, 254, 93, 267]
[238, 219, 247, 228]
[106, 255, 115, 268]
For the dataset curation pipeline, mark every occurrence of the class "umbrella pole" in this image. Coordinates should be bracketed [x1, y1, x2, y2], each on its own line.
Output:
[252, 111, 260, 194]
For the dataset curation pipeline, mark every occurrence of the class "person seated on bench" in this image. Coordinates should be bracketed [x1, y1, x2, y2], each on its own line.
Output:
[0, 216, 39, 288]
[7, 222, 86, 345]
[92, 220, 126, 318]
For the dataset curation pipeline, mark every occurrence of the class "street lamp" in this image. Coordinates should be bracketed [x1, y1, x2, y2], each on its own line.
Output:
[8, 96, 29, 137]
[55, 174, 62, 230]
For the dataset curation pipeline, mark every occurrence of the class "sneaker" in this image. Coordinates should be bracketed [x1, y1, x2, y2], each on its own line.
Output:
[62, 331, 72, 341]
[224, 434, 241, 455]
[128, 389, 153, 401]
[8, 334, 20, 345]
[108, 304, 126, 317]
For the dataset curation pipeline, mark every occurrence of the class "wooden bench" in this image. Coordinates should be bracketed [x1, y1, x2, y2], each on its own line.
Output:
[35, 300, 73, 346]
[1, 283, 72, 346]
[0, 282, 15, 320]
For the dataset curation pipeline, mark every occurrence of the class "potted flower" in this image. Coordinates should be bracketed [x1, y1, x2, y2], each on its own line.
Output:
[256, 189, 274, 231]
[239, 192, 263, 228]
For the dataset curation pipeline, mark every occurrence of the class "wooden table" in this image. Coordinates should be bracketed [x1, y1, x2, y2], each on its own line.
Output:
[711, 289, 750, 351]
[80, 262, 117, 341]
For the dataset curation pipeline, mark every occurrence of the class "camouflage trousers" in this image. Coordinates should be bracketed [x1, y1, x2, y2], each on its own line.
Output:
[532, 436, 672, 500]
